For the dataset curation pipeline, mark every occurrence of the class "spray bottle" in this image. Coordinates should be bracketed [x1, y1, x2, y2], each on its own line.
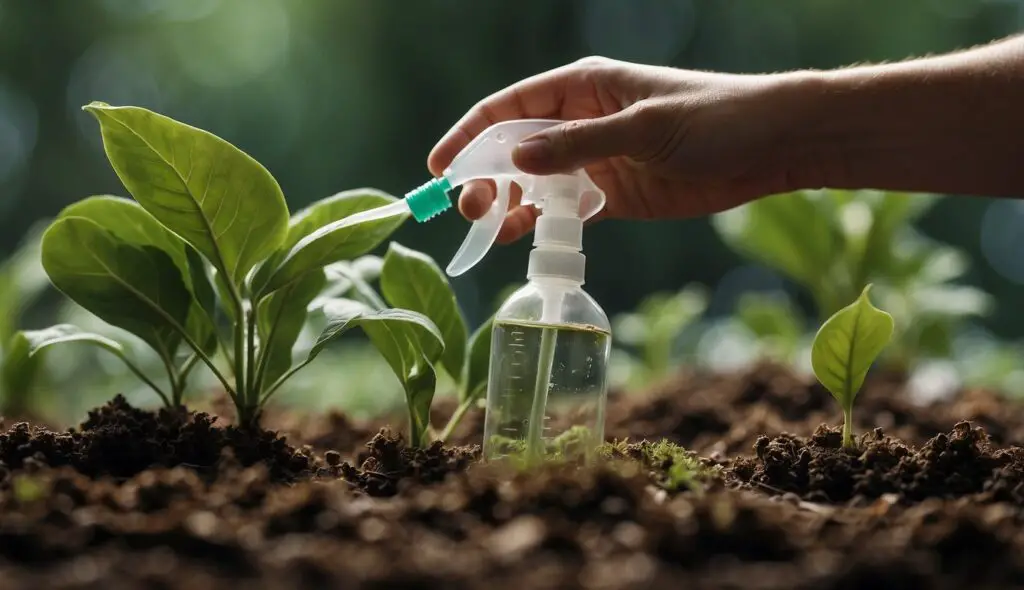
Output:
[330, 120, 612, 464]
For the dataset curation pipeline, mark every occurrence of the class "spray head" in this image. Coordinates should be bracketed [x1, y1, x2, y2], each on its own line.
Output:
[407, 119, 606, 278]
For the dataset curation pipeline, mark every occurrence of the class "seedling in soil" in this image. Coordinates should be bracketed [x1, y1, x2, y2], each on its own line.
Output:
[811, 284, 894, 448]
[374, 242, 495, 444]
[21, 102, 448, 431]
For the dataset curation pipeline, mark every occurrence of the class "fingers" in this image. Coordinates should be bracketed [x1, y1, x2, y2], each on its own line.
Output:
[457, 180, 494, 220]
[457, 178, 538, 243]
[512, 102, 658, 174]
[428, 63, 577, 177]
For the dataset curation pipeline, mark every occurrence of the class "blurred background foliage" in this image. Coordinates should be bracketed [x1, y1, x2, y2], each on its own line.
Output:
[3, 0, 1024, 423]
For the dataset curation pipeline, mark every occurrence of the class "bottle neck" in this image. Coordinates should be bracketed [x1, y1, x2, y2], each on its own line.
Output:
[526, 209, 585, 283]
[527, 247, 585, 284]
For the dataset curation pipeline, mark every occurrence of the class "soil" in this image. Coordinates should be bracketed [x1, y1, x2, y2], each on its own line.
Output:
[2, 361, 1024, 588]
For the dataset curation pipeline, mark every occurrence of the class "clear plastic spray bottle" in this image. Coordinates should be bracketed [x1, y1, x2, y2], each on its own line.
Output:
[323, 120, 612, 464]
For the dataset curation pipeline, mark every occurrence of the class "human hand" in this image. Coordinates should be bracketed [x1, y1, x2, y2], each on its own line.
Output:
[428, 56, 824, 243]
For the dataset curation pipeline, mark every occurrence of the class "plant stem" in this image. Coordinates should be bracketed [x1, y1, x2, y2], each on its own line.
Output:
[158, 349, 182, 406]
[117, 353, 171, 407]
[252, 290, 285, 396]
[178, 352, 200, 381]
[232, 300, 246, 413]
[258, 358, 311, 408]
[526, 326, 557, 465]
[246, 304, 257, 409]
[842, 406, 855, 449]
[438, 396, 477, 443]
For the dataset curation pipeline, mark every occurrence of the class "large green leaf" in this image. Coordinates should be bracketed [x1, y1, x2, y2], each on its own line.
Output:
[713, 191, 841, 291]
[41, 217, 193, 363]
[258, 189, 407, 296]
[811, 284, 894, 409]
[380, 242, 467, 381]
[256, 269, 327, 391]
[309, 298, 444, 445]
[57, 195, 216, 349]
[82, 102, 289, 287]
[459, 317, 494, 403]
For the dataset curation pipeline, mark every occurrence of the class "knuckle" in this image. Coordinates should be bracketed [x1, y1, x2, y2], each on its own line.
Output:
[557, 119, 588, 151]
[628, 101, 664, 129]
[573, 55, 609, 68]
[627, 101, 679, 164]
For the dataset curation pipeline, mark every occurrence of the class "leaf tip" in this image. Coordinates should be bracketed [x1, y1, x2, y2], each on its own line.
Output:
[81, 101, 112, 113]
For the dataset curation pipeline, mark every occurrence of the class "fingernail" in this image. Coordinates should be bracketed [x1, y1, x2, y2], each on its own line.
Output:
[514, 135, 552, 163]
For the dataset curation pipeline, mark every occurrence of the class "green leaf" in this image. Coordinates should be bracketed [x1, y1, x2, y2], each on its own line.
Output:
[256, 269, 327, 390]
[459, 317, 493, 403]
[309, 298, 444, 445]
[21, 324, 126, 358]
[811, 284, 894, 408]
[380, 242, 467, 381]
[0, 220, 50, 342]
[713, 191, 841, 293]
[259, 189, 407, 296]
[41, 217, 193, 364]
[21, 324, 170, 404]
[57, 195, 216, 349]
[1, 333, 44, 414]
[82, 102, 289, 287]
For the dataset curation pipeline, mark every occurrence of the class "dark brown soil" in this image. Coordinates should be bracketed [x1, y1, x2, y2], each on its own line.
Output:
[730, 421, 1024, 505]
[2, 361, 1024, 588]
[0, 395, 322, 482]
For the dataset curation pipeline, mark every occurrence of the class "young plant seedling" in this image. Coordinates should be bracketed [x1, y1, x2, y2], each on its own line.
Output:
[373, 242, 495, 445]
[23, 102, 445, 430]
[810, 284, 894, 449]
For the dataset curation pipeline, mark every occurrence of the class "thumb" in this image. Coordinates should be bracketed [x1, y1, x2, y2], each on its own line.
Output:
[511, 105, 653, 174]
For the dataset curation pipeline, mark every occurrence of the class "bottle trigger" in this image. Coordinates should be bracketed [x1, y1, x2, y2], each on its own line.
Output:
[445, 177, 513, 277]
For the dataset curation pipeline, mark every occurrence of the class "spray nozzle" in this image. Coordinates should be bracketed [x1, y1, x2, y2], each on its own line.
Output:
[327, 120, 607, 280]
[408, 119, 606, 278]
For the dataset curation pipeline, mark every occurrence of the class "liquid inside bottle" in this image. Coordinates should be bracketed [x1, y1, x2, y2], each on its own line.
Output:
[483, 319, 611, 464]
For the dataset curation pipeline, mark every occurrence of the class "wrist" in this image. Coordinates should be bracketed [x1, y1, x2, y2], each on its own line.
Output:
[776, 58, 1024, 196]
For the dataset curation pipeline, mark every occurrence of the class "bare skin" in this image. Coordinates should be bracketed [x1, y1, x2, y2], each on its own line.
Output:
[427, 35, 1024, 244]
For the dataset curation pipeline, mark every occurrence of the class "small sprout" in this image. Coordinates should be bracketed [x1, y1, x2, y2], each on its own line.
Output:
[811, 284, 894, 449]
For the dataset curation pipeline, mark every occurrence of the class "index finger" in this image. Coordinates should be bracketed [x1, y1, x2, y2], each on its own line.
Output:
[427, 63, 575, 177]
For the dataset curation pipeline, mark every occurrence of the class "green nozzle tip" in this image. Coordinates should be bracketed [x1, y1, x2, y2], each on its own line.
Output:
[406, 176, 453, 222]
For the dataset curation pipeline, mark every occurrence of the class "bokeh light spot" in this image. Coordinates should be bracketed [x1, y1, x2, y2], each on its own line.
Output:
[980, 199, 1024, 284]
[171, 0, 290, 88]
[66, 38, 164, 152]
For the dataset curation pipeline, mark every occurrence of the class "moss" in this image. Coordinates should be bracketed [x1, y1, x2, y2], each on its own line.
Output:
[600, 438, 719, 493]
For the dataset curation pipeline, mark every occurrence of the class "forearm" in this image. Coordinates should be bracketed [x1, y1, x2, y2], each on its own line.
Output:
[789, 34, 1024, 197]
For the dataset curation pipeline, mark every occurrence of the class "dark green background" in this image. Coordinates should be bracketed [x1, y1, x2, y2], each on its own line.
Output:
[2, 0, 1022, 335]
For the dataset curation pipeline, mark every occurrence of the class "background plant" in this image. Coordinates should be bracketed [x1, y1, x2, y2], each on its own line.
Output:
[610, 285, 708, 389]
[0, 221, 52, 417]
[713, 189, 992, 373]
